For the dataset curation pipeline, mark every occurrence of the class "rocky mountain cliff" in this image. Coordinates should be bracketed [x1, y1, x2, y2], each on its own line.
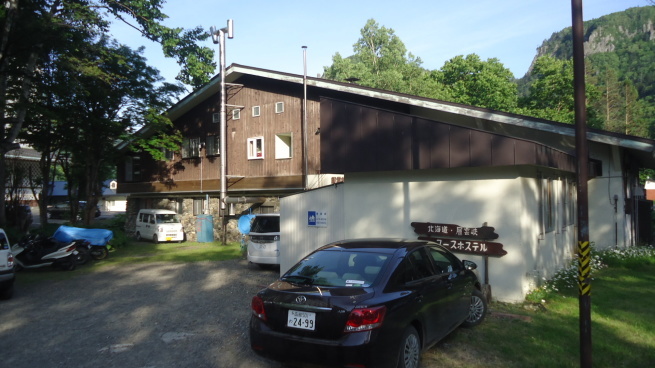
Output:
[525, 6, 655, 77]
[517, 5, 655, 107]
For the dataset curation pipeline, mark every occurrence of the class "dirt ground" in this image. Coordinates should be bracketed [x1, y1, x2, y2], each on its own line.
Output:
[0, 260, 284, 368]
[0, 258, 469, 368]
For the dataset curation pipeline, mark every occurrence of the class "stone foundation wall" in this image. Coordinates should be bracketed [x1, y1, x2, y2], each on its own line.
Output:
[125, 196, 280, 243]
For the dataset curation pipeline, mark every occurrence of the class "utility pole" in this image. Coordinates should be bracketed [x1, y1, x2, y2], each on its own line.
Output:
[571, 1, 592, 367]
[210, 19, 234, 245]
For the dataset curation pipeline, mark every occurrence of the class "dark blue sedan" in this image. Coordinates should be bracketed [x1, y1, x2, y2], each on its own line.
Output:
[250, 238, 487, 368]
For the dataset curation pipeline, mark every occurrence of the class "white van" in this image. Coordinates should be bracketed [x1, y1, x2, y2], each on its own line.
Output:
[247, 213, 280, 267]
[135, 209, 185, 243]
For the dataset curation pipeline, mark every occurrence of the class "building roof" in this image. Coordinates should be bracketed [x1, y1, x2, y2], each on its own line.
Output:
[49, 180, 120, 197]
[158, 64, 655, 169]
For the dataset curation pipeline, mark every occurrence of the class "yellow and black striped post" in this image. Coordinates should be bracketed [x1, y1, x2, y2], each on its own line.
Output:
[577, 241, 591, 296]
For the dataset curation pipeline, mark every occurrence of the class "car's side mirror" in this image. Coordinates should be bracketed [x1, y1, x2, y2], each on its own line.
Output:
[463, 260, 477, 270]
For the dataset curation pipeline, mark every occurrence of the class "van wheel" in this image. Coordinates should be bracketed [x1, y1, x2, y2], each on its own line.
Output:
[135, 232, 142, 241]
[152, 234, 158, 244]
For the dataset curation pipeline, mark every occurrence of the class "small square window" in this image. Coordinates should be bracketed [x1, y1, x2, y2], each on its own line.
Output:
[275, 102, 284, 114]
[252, 106, 260, 117]
[232, 109, 241, 120]
[247, 137, 264, 159]
[212, 112, 220, 123]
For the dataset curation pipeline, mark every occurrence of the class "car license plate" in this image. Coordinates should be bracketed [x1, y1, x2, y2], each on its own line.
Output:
[166, 237, 172, 241]
[257, 243, 266, 249]
[287, 310, 315, 330]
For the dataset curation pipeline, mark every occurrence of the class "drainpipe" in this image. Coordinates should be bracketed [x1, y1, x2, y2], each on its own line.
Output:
[302, 46, 308, 190]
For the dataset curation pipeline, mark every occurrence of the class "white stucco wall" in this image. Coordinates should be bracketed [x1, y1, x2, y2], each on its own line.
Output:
[340, 168, 543, 302]
[587, 143, 629, 248]
[280, 151, 631, 302]
[279, 183, 346, 273]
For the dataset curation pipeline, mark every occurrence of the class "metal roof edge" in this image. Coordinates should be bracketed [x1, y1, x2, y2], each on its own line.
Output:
[162, 64, 655, 156]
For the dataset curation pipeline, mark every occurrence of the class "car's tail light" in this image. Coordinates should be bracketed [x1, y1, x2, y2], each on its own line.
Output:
[7, 253, 14, 268]
[251, 296, 267, 321]
[344, 306, 386, 332]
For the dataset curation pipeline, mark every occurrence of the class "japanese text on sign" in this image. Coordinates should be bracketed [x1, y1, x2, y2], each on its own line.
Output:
[308, 211, 328, 228]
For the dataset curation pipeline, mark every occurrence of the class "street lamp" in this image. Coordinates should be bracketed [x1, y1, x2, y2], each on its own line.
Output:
[209, 20, 233, 243]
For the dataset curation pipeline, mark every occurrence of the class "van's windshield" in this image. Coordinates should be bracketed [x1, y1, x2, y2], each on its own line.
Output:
[156, 214, 180, 224]
[250, 216, 279, 233]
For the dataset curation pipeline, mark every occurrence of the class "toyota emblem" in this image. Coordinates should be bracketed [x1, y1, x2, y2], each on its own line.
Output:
[295, 296, 307, 304]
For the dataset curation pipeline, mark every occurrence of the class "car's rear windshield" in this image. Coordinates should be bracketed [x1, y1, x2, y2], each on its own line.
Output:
[156, 214, 180, 223]
[283, 250, 390, 288]
[251, 216, 280, 233]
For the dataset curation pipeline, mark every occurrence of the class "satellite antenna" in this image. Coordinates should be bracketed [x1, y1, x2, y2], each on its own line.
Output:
[210, 26, 219, 44]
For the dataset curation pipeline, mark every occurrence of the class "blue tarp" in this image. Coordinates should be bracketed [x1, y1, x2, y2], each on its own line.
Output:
[237, 214, 256, 235]
[53, 225, 113, 246]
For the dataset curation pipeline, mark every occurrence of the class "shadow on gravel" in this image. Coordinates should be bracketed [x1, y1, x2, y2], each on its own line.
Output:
[1, 260, 284, 368]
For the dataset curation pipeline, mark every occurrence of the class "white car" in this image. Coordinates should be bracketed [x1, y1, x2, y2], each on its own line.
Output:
[135, 209, 185, 243]
[0, 228, 16, 300]
[247, 214, 280, 268]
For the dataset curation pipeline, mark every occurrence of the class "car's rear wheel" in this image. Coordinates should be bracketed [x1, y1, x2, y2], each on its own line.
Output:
[462, 289, 487, 327]
[397, 326, 420, 368]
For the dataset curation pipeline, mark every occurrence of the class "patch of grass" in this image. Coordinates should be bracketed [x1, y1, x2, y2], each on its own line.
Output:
[424, 246, 655, 367]
[96, 240, 243, 265]
[15, 239, 243, 286]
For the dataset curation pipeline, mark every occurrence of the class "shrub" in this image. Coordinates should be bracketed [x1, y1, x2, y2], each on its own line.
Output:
[526, 245, 655, 303]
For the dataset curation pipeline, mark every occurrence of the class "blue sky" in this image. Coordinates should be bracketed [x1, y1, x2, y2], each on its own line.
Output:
[110, 0, 650, 87]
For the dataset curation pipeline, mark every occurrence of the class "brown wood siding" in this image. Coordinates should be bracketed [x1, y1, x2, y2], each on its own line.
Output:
[321, 98, 577, 174]
[119, 76, 321, 195]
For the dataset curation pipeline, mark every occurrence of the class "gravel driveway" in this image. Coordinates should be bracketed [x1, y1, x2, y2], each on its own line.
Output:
[0, 260, 283, 368]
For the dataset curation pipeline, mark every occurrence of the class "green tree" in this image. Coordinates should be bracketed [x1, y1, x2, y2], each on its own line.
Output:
[323, 19, 444, 98]
[431, 54, 518, 111]
[0, 0, 214, 227]
[24, 36, 182, 225]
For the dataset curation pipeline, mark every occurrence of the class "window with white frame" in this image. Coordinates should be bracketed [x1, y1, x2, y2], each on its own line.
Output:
[212, 112, 220, 123]
[161, 147, 174, 161]
[232, 108, 241, 120]
[275, 102, 284, 113]
[125, 155, 141, 182]
[124, 157, 133, 182]
[539, 175, 555, 235]
[193, 198, 204, 215]
[206, 135, 220, 156]
[252, 106, 260, 117]
[561, 179, 568, 230]
[247, 137, 264, 159]
[275, 133, 292, 159]
[182, 137, 201, 158]
[568, 179, 576, 226]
